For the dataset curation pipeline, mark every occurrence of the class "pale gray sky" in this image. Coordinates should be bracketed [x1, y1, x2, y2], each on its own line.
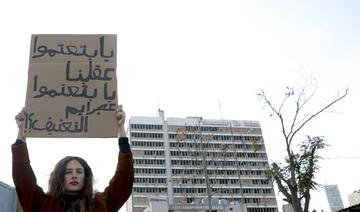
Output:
[1, 1, 360, 211]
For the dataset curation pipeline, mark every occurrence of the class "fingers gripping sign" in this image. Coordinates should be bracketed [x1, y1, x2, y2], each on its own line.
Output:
[15, 108, 27, 141]
[116, 105, 126, 137]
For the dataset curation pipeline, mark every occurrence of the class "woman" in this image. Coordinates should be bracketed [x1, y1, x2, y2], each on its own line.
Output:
[12, 105, 134, 212]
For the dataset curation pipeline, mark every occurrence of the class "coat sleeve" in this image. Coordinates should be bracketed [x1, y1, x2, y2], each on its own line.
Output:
[96, 138, 134, 212]
[12, 140, 46, 211]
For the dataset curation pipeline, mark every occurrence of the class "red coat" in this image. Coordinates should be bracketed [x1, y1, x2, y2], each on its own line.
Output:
[12, 141, 134, 212]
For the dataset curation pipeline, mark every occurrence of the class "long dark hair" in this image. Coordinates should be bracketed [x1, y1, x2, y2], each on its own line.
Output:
[48, 156, 94, 212]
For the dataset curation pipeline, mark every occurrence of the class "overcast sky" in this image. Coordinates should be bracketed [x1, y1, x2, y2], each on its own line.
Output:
[1, 1, 360, 211]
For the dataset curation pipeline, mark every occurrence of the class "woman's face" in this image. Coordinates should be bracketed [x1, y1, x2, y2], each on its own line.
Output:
[64, 159, 85, 194]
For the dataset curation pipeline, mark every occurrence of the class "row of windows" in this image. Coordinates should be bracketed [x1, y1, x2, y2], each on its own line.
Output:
[184, 126, 219, 132]
[170, 151, 267, 159]
[129, 124, 262, 135]
[200, 126, 218, 132]
[241, 188, 273, 194]
[131, 124, 163, 130]
[131, 132, 163, 139]
[247, 208, 277, 212]
[176, 178, 270, 186]
[193, 197, 276, 205]
[207, 197, 275, 205]
[135, 168, 166, 175]
[133, 187, 167, 193]
[135, 167, 266, 176]
[173, 187, 272, 195]
[169, 134, 262, 142]
[144, 150, 164, 156]
[169, 142, 264, 151]
[131, 139, 264, 151]
[179, 197, 276, 208]
[172, 126, 262, 135]
[170, 160, 268, 168]
[131, 141, 164, 147]
[134, 177, 167, 184]
[171, 169, 265, 176]
[173, 187, 205, 193]
[178, 178, 235, 185]
[131, 132, 262, 142]
[252, 179, 270, 185]
[134, 159, 165, 165]
[135, 176, 271, 186]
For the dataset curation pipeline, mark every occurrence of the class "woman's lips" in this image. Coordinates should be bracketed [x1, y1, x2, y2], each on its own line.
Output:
[69, 181, 79, 185]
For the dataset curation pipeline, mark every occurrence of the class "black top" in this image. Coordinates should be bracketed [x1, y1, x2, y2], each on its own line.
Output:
[118, 137, 131, 153]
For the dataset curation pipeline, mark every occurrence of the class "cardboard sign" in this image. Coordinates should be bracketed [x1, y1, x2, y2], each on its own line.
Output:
[24, 34, 118, 138]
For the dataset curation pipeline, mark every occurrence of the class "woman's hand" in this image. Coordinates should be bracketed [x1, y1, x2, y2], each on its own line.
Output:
[116, 105, 126, 137]
[15, 108, 26, 142]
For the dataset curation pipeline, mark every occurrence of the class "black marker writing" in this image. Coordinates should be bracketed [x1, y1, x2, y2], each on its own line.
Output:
[65, 59, 114, 82]
[25, 112, 88, 135]
[32, 79, 98, 99]
[65, 101, 116, 118]
[104, 82, 116, 100]
[32, 36, 113, 59]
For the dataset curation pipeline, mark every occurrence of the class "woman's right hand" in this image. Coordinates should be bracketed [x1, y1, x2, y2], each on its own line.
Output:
[15, 108, 26, 141]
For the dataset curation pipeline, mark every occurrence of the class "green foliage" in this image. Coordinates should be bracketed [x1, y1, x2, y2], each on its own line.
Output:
[267, 136, 327, 205]
[297, 136, 327, 193]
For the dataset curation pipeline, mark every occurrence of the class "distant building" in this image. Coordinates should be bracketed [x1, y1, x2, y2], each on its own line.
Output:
[348, 190, 360, 206]
[0, 181, 23, 212]
[324, 185, 344, 212]
[126, 110, 278, 212]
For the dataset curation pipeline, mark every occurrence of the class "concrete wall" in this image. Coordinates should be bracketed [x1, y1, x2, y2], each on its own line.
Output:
[0, 181, 16, 212]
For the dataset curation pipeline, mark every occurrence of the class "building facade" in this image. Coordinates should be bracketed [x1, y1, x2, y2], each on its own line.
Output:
[324, 185, 344, 212]
[0, 181, 23, 212]
[126, 110, 278, 212]
[282, 204, 294, 212]
[348, 190, 360, 206]
[0, 181, 17, 212]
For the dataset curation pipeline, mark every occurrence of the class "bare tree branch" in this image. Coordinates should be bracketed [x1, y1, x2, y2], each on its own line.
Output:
[289, 88, 348, 143]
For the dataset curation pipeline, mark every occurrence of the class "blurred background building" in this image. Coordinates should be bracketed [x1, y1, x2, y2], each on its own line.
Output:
[348, 190, 360, 206]
[0, 181, 23, 212]
[324, 184, 344, 212]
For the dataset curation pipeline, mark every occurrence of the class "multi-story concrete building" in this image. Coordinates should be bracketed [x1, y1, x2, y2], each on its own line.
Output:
[126, 110, 278, 212]
[348, 190, 360, 206]
[324, 185, 344, 212]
